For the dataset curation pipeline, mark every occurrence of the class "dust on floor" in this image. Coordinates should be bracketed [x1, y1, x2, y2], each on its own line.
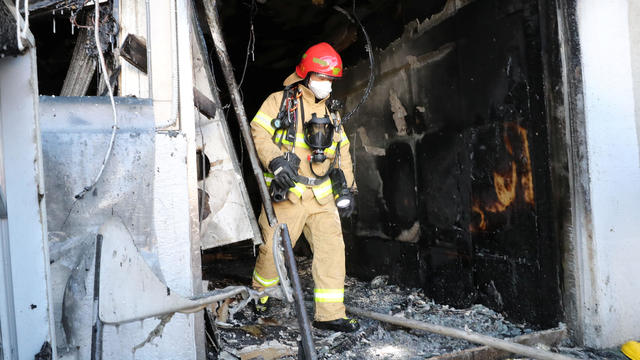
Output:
[206, 257, 570, 360]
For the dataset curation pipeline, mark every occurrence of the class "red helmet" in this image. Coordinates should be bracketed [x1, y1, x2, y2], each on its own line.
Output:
[296, 42, 343, 79]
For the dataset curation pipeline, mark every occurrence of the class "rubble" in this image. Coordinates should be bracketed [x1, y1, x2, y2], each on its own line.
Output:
[208, 258, 538, 359]
[552, 344, 628, 360]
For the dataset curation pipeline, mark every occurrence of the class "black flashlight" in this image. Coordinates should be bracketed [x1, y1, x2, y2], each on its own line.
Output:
[330, 168, 352, 209]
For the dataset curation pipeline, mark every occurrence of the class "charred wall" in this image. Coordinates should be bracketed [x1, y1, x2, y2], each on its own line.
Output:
[336, 0, 562, 327]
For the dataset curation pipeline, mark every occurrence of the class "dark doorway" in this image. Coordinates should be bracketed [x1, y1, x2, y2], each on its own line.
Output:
[208, 0, 563, 328]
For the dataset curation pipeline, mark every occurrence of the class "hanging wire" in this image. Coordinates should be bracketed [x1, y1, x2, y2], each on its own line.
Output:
[74, 1, 119, 199]
[231, 0, 258, 173]
[333, 0, 376, 192]
[237, 0, 257, 89]
[333, 0, 376, 124]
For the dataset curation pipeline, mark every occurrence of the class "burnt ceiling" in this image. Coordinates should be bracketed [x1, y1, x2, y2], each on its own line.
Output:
[213, 0, 448, 72]
[207, 0, 449, 130]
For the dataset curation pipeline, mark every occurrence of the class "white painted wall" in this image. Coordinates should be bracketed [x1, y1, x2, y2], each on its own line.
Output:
[575, 0, 640, 347]
[100, 133, 199, 360]
[118, 0, 150, 97]
[0, 49, 56, 358]
[100, 0, 204, 358]
[630, 1, 640, 161]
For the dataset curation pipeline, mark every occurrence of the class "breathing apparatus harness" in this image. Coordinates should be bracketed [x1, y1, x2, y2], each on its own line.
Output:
[269, 85, 352, 207]
[271, 84, 300, 148]
[270, 84, 340, 178]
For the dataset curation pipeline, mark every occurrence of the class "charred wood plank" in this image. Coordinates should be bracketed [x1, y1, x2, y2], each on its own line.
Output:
[193, 88, 217, 119]
[119, 33, 147, 73]
[60, 16, 96, 96]
[427, 327, 567, 360]
[98, 66, 121, 96]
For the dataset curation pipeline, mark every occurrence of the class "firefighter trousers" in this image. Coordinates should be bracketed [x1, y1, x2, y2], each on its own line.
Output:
[252, 189, 346, 321]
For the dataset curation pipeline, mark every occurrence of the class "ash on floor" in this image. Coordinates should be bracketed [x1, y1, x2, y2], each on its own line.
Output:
[208, 257, 543, 360]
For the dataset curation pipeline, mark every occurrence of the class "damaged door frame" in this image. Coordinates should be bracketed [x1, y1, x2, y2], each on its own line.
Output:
[538, 0, 596, 346]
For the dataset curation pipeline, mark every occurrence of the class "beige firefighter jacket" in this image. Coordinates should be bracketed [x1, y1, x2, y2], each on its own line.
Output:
[250, 72, 356, 205]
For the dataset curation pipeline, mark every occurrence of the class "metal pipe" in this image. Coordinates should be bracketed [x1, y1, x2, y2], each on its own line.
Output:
[15, 0, 24, 51]
[272, 224, 294, 302]
[281, 224, 317, 360]
[202, 0, 277, 227]
[100, 285, 279, 325]
[91, 235, 104, 360]
[168, 0, 180, 127]
[145, 0, 153, 98]
[346, 306, 577, 360]
[21, 0, 29, 41]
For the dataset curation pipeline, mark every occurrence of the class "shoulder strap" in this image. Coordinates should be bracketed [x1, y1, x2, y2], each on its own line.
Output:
[275, 85, 293, 121]
[273, 85, 299, 149]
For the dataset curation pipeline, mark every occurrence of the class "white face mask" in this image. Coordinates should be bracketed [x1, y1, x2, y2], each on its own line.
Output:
[308, 79, 332, 99]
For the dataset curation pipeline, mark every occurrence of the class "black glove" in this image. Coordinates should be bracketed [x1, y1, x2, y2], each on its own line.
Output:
[337, 191, 356, 218]
[269, 155, 297, 189]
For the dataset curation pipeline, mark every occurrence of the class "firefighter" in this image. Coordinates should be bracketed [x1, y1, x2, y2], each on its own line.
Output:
[250, 42, 359, 332]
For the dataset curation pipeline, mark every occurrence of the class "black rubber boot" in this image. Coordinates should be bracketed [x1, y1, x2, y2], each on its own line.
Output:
[253, 296, 270, 314]
[313, 317, 360, 332]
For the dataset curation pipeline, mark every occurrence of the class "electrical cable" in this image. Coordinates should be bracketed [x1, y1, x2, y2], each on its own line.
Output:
[237, 0, 256, 89]
[333, 0, 375, 125]
[236, 0, 257, 172]
[74, 1, 118, 199]
[15, 0, 30, 51]
[333, 0, 374, 190]
[350, 130, 357, 188]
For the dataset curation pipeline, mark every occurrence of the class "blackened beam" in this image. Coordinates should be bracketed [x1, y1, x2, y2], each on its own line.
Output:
[60, 14, 96, 96]
[346, 306, 577, 360]
[90, 234, 104, 360]
[120, 34, 148, 73]
[202, 0, 277, 227]
[193, 88, 216, 119]
[280, 224, 317, 360]
[98, 66, 121, 97]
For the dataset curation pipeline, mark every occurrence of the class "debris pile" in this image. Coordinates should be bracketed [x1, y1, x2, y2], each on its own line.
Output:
[208, 257, 537, 359]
